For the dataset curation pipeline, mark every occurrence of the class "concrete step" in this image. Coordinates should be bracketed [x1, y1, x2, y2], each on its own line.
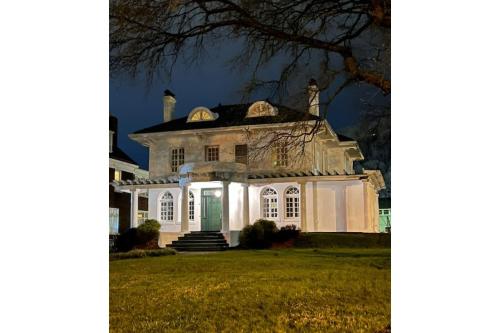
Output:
[171, 231, 229, 252]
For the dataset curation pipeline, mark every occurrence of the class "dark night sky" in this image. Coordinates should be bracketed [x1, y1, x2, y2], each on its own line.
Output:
[110, 46, 388, 170]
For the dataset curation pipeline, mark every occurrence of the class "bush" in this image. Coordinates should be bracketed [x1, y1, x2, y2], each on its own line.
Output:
[110, 248, 176, 261]
[115, 219, 161, 252]
[294, 232, 391, 248]
[275, 225, 300, 243]
[115, 228, 138, 252]
[239, 219, 278, 249]
[136, 219, 161, 248]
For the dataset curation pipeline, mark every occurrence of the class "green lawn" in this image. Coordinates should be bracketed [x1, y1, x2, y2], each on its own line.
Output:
[110, 248, 390, 333]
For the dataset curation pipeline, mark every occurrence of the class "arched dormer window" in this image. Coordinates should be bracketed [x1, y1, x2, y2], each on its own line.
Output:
[261, 187, 278, 219]
[187, 107, 219, 122]
[284, 186, 300, 218]
[246, 101, 278, 118]
[160, 191, 174, 222]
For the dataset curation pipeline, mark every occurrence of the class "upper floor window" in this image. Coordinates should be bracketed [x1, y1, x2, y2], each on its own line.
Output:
[187, 107, 219, 122]
[235, 144, 248, 164]
[285, 186, 300, 218]
[114, 170, 121, 181]
[261, 187, 278, 219]
[246, 101, 278, 118]
[275, 143, 288, 167]
[189, 191, 195, 221]
[160, 191, 174, 222]
[171, 148, 184, 172]
[205, 145, 219, 162]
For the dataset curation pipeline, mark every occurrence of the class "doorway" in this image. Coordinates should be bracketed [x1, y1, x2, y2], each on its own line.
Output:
[201, 188, 222, 231]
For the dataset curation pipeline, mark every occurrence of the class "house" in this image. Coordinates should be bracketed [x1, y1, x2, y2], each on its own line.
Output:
[109, 115, 149, 236]
[112, 80, 385, 247]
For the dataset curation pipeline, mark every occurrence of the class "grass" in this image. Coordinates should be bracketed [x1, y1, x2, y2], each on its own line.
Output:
[110, 248, 390, 332]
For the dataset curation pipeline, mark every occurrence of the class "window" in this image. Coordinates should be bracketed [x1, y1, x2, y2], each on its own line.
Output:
[261, 187, 278, 219]
[109, 208, 119, 235]
[114, 170, 121, 181]
[205, 145, 219, 161]
[137, 211, 148, 224]
[285, 186, 300, 218]
[171, 148, 185, 172]
[275, 144, 288, 167]
[235, 144, 248, 164]
[246, 101, 278, 118]
[189, 191, 195, 221]
[160, 192, 174, 222]
[187, 107, 219, 122]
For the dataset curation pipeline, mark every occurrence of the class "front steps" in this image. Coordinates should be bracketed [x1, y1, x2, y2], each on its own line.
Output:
[170, 231, 229, 252]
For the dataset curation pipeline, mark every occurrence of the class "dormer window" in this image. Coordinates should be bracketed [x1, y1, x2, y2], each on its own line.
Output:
[246, 101, 278, 118]
[187, 107, 219, 122]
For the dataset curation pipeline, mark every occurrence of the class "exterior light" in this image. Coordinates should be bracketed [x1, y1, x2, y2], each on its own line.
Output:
[214, 190, 222, 198]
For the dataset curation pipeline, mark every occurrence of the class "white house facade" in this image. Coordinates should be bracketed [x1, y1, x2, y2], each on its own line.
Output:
[112, 81, 385, 247]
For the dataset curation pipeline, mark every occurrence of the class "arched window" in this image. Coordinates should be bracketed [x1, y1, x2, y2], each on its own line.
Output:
[261, 187, 278, 219]
[285, 186, 300, 218]
[189, 191, 195, 221]
[160, 191, 174, 222]
[246, 101, 278, 118]
[187, 107, 219, 122]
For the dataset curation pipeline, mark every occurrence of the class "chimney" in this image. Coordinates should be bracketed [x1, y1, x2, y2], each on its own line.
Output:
[307, 78, 320, 116]
[163, 89, 176, 122]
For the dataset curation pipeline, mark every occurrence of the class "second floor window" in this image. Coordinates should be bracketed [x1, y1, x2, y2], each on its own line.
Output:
[205, 145, 219, 161]
[171, 148, 184, 172]
[235, 144, 248, 164]
[275, 143, 288, 167]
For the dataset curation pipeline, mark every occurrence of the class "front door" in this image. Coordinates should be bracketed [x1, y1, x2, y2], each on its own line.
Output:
[201, 189, 222, 231]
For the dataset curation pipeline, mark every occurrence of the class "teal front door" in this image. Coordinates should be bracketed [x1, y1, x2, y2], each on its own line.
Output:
[201, 189, 222, 231]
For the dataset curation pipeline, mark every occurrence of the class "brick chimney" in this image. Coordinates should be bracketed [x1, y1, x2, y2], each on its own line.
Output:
[307, 79, 319, 116]
[163, 89, 176, 122]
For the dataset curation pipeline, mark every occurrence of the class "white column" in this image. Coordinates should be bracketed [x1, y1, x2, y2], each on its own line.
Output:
[221, 181, 230, 233]
[300, 182, 307, 231]
[312, 181, 318, 231]
[130, 189, 139, 228]
[181, 185, 189, 233]
[242, 183, 249, 228]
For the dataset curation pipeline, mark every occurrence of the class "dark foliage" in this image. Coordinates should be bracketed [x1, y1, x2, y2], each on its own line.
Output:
[294, 232, 391, 248]
[115, 219, 162, 252]
[115, 228, 138, 252]
[110, 248, 176, 261]
[275, 224, 301, 243]
[136, 219, 161, 247]
[239, 219, 278, 249]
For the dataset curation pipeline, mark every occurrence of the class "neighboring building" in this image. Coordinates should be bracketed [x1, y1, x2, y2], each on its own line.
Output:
[379, 197, 391, 233]
[112, 80, 385, 247]
[109, 115, 149, 235]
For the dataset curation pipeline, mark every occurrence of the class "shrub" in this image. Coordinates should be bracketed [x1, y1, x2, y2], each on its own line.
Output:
[115, 228, 138, 252]
[110, 249, 147, 260]
[136, 219, 161, 248]
[275, 225, 301, 243]
[239, 219, 277, 249]
[110, 248, 176, 261]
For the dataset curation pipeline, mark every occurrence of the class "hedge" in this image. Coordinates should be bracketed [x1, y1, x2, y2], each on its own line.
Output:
[294, 232, 390, 248]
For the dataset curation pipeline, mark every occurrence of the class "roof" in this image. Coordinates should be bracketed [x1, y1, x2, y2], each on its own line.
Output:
[134, 103, 321, 134]
[110, 146, 137, 165]
[337, 133, 356, 142]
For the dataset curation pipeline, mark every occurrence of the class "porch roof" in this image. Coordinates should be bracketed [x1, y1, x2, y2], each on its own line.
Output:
[110, 169, 385, 191]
